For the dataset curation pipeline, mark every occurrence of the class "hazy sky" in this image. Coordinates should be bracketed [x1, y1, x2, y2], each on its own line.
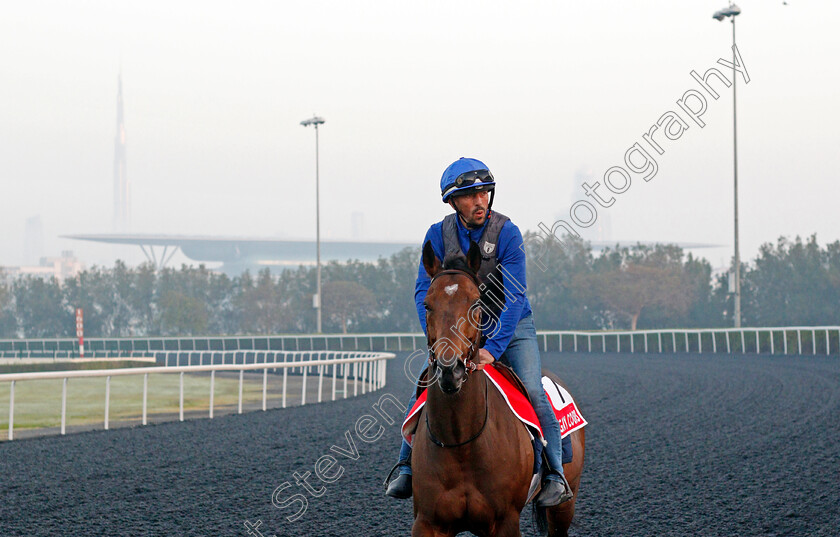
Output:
[2, 0, 838, 269]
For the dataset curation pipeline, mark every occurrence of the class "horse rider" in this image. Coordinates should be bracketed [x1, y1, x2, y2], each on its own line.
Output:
[385, 157, 574, 507]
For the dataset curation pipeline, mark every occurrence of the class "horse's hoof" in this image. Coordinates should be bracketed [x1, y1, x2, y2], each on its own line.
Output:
[535, 473, 573, 507]
[385, 473, 413, 499]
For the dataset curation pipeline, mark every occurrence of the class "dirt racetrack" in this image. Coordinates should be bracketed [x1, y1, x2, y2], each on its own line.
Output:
[1, 351, 838, 536]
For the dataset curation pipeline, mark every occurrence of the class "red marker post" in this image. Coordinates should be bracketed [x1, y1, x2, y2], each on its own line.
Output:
[75, 308, 84, 358]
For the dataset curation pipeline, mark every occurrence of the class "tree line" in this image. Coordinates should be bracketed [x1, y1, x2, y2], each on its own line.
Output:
[0, 234, 837, 338]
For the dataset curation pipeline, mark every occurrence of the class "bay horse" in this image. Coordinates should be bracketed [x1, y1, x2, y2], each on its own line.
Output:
[410, 240, 585, 537]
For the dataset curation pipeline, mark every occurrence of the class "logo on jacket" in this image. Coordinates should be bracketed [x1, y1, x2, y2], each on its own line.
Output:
[483, 242, 495, 255]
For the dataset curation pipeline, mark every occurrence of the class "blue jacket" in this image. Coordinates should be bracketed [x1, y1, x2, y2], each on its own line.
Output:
[414, 212, 533, 359]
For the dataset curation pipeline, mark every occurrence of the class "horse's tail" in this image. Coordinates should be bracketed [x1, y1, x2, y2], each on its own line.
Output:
[531, 503, 548, 536]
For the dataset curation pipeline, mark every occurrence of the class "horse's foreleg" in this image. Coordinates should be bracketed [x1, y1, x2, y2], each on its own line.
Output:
[411, 518, 456, 537]
[491, 512, 522, 537]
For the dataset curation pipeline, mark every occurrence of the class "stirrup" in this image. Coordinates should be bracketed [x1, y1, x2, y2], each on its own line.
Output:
[382, 459, 411, 488]
[536, 471, 573, 507]
[549, 471, 574, 503]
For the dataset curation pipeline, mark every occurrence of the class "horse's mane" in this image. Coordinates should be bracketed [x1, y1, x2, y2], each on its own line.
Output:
[441, 254, 476, 278]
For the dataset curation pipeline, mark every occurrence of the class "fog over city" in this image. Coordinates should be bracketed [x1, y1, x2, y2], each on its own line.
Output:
[2, 0, 838, 270]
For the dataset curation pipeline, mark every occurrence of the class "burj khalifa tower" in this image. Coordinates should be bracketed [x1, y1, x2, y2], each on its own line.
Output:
[113, 73, 129, 233]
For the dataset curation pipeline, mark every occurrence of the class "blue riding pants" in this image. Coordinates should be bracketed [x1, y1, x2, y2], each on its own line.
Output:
[396, 314, 565, 478]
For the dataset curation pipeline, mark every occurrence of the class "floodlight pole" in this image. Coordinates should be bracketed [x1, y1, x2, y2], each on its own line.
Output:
[301, 115, 325, 333]
[714, 4, 741, 328]
[731, 16, 741, 329]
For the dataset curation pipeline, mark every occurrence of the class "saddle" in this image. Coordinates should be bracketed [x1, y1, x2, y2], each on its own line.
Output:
[409, 363, 582, 470]
[490, 361, 531, 404]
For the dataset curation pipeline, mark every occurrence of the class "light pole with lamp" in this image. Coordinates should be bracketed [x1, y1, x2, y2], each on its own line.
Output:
[301, 115, 325, 333]
[713, 4, 742, 328]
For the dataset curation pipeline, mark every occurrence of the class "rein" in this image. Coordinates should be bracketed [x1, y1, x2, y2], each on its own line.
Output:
[425, 374, 489, 448]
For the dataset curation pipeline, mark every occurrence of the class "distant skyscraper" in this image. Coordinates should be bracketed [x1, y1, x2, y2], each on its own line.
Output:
[113, 73, 129, 232]
[572, 168, 611, 242]
[24, 215, 44, 264]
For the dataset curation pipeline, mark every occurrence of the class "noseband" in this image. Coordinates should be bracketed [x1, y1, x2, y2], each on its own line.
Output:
[426, 269, 482, 375]
[427, 336, 480, 373]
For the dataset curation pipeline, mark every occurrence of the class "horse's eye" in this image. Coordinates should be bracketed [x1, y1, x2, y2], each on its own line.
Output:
[423, 303, 431, 311]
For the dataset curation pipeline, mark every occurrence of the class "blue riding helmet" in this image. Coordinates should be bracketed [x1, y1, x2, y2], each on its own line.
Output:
[440, 157, 496, 203]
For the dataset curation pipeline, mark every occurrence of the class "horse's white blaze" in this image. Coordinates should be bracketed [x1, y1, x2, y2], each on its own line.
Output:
[444, 284, 458, 296]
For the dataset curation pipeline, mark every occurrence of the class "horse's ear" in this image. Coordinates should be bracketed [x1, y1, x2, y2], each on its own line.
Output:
[466, 241, 482, 274]
[422, 241, 441, 278]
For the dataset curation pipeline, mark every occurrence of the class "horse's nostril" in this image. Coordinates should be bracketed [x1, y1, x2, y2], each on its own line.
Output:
[439, 379, 461, 394]
[437, 365, 465, 394]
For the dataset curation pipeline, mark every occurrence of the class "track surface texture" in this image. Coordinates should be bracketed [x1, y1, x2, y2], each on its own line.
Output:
[1, 351, 838, 536]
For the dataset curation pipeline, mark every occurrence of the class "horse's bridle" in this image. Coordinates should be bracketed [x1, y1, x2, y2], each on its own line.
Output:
[425, 268, 483, 375]
[427, 334, 480, 374]
[423, 267, 489, 448]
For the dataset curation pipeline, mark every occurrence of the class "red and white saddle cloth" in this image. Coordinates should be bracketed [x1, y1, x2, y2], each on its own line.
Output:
[401, 364, 587, 445]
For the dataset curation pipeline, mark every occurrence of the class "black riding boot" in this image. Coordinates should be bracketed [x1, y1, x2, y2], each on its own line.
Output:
[383, 460, 412, 499]
[535, 449, 573, 507]
[535, 471, 573, 507]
